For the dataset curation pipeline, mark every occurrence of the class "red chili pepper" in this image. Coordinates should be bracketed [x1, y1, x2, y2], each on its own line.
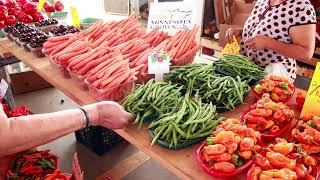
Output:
[273, 110, 282, 120]
[246, 116, 268, 128]
[247, 123, 261, 131]
[269, 125, 280, 134]
[248, 109, 273, 118]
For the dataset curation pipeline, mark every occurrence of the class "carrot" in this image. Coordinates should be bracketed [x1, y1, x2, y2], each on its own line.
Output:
[53, 41, 86, 60]
[92, 24, 110, 40]
[130, 48, 150, 67]
[43, 40, 64, 49]
[92, 32, 112, 48]
[49, 36, 78, 56]
[99, 69, 129, 88]
[135, 40, 168, 65]
[67, 49, 97, 67]
[175, 44, 200, 63]
[72, 48, 107, 70]
[87, 54, 122, 81]
[58, 47, 90, 65]
[95, 59, 128, 80]
[77, 54, 112, 76]
[173, 31, 192, 59]
[102, 70, 131, 88]
[47, 34, 73, 42]
[85, 22, 104, 39]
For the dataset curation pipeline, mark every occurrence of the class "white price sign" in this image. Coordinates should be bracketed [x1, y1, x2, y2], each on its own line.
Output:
[148, 50, 170, 81]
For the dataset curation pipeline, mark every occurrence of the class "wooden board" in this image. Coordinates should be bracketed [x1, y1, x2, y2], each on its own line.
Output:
[0, 38, 305, 180]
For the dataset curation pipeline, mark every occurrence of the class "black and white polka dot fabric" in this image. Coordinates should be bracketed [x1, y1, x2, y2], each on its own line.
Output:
[240, 0, 317, 80]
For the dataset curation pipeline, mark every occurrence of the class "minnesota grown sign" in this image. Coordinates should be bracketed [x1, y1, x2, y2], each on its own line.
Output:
[147, 1, 196, 35]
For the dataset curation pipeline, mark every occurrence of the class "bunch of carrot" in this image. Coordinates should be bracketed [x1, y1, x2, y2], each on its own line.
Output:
[130, 26, 200, 80]
[43, 15, 200, 94]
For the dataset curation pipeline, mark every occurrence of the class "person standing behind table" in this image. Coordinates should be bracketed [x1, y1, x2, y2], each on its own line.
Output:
[226, 0, 317, 80]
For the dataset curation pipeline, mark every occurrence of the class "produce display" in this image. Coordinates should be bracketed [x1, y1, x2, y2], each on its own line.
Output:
[292, 114, 320, 157]
[254, 75, 295, 102]
[49, 24, 80, 36]
[6, 150, 58, 179]
[148, 94, 222, 149]
[43, 16, 200, 100]
[197, 118, 262, 177]
[4, 22, 48, 57]
[0, 0, 45, 28]
[166, 64, 250, 111]
[248, 138, 318, 180]
[213, 54, 266, 85]
[241, 94, 295, 141]
[296, 91, 306, 109]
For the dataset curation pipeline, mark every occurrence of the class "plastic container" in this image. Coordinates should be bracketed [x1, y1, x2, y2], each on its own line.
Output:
[80, 18, 103, 30]
[86, 79, 135, 102]
[253, 84, 296, 103]
[196, 143, 254, 178]
[36, 24, 59, 33]
[247, 164, 319, 180]
[148, 129, 203, 150]
[240, 107, 293, 142]
[48, 57, 71, 78]
[75, 126, 123, 155]
[28, 44, 45, 58]
[69, 70, 88, 90]
[136, 73, 153, 84]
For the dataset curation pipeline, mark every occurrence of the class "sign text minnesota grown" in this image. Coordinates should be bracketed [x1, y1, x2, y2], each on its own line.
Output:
[147, 2, 196, 35]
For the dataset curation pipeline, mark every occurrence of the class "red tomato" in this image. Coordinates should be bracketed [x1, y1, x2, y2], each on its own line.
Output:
[0, 5, 7, 11]
[0, 20, 5, 29]
[21, 14, 33, 23]
[23, 2, 38, 13]
[44, 3, 55, 13]
[54, 1, 64, 11]
[0, 0, 5, 5]
[5, 15, 16, 26]
[32, 12, 44, 22]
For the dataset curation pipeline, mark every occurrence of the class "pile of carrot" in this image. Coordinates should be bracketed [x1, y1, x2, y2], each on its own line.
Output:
[43, 15, 200, 93]
[130, 26, 200, 79]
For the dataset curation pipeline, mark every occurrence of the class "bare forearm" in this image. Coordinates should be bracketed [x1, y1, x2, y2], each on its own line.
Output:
[0, 106, 97, 157]
[268, 39, 315, 62]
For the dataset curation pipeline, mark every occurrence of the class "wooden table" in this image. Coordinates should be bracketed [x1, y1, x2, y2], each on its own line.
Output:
[0, 38, 303, 180]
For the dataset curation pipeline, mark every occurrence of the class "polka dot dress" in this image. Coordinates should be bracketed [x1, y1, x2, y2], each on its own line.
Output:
[240, 0, 317, 80]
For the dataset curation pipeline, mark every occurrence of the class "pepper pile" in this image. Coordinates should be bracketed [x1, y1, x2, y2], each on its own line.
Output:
[2, 103, 32, 117]
[249, 138, 317, 180]
[254, 75, 295, 102]
[242, 94, 294, 135]
[292, 114, 320, 155]
[199, 118, 261, 173]
[6, 150, 58, 179]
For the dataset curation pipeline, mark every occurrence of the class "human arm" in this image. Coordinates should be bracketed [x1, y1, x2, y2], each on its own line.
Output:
[245, 25, 317, 65]
[0, 101, 133, 157]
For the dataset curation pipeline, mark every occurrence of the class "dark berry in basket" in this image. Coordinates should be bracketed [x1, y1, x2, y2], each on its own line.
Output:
[35, 18, 59, 27]
[50, 25, 79, 36]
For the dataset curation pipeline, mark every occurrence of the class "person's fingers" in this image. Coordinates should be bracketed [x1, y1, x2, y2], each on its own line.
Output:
[225, 31, 230, 43]
[245, 37, 254, 44]
[245, 40, 255, 47]
[122, 110, 135, 122]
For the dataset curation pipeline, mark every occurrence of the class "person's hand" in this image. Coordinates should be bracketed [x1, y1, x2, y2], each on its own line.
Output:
[83, 101, 134, 129]
[225, 28, 243, 43]
[245, 35, 273, 51]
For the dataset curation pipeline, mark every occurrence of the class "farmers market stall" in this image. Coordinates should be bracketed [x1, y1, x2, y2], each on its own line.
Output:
[0, 36, 309, 179]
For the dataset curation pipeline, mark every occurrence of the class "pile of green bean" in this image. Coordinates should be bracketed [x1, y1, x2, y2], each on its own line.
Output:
[122, 80, 182, 127]
[212, 54, 266, 85]
[165, 64, 250, 110]
[148, 94, 223, 149]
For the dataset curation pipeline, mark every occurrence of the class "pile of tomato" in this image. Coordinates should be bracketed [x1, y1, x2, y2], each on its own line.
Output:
[197, 118, 262, 176]
[242, 95, 294, 138]
[248, 138, 318, 180]
[254, 75, 295, 102]
[292, 115, 320, 157]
